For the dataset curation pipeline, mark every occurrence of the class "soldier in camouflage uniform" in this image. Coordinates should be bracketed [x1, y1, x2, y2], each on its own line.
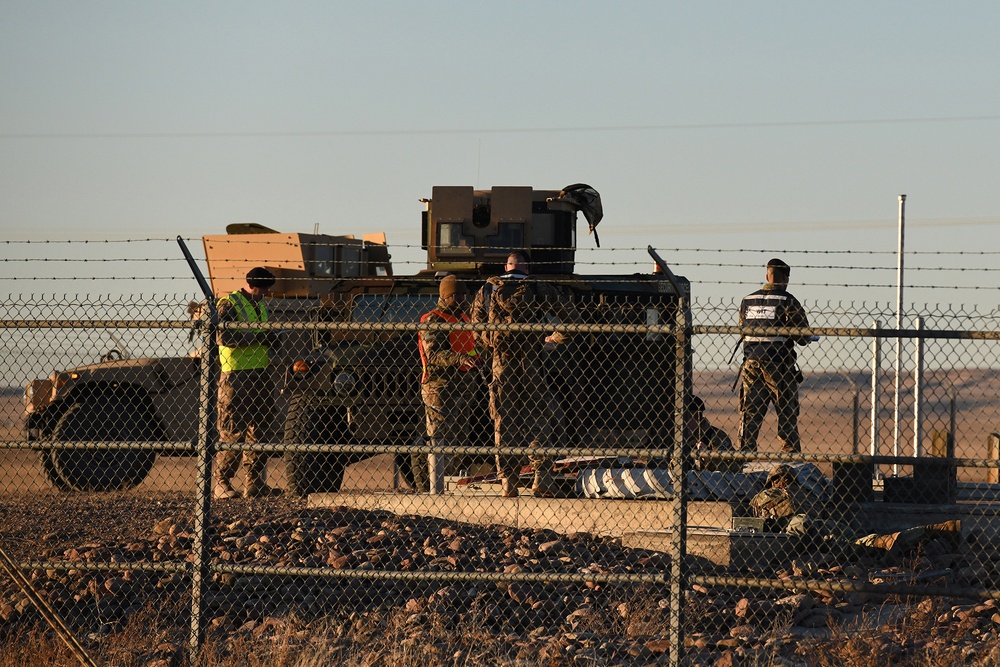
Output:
[648, 396, 737, 472]
[737, 258, 813, 453]
[214, 267, 283, 499]
[414, 275, 479, 493]
[685, 396, 739, 473]
[471, 251, 578, 497]
[751, 464, 962, 557]
[750, 464, 849, 542]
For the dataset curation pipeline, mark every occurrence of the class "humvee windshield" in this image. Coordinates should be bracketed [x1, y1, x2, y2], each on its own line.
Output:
[351, 294, 438, 323]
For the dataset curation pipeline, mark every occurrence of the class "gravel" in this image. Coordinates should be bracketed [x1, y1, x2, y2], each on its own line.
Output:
[1, 492, 999, 666]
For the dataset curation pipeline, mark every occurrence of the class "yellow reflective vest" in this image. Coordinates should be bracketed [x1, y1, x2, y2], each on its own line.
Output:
[218, 290, 269, 373]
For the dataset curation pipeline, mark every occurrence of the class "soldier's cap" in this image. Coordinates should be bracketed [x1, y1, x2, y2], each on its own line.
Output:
[765, 464, 795, 488]
[246, 266, 276, 288]
[439, 274, 467, 299]
[767, 258, 790, 271]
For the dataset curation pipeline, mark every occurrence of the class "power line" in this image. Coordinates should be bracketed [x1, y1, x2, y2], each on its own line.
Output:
[3, 114, 1000, 140]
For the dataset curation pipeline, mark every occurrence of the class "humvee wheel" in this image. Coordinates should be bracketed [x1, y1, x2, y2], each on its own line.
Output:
[283, 394, 353, 497]
[37, 450, 72, 491]
[51, 399, 159, 492]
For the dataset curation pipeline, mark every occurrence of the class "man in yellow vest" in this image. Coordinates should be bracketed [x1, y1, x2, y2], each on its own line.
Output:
[214, 266, 283, 499]
[415, 274, 479, 493]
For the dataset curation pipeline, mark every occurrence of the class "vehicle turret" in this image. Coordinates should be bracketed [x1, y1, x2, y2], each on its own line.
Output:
[421, 185, 602, 275]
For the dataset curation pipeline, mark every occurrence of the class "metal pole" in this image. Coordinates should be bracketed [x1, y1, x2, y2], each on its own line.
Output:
[189, 310, 218, 660]
[429, 452, 444, 494]
[0, 542, 98, 667]
[668, 297, 690, 667]
[178, 237, 218, 659]
[870, 320, 881, 460]
[949, 386, 957, 450]
[893, 195, 906, 475]
[851, 380, 860, 455]
[913, 316, 924, 457]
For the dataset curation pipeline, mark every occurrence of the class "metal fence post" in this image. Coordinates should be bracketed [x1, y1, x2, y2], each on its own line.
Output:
[893, 194, 907, 476]
[189, 305, 218, 659]
[178, 236, 219, 659]
[851, 379, 860, 455]
[870, 320, 882, 466]
[913, 316, 924, 457]
[668, 298, 690, 667]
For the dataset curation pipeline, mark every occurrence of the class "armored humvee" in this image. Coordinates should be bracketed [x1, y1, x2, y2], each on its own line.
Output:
[24, 185, 690, 495]
[23, 228, 393, 492]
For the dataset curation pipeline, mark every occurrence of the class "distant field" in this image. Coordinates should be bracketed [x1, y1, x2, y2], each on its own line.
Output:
[696, 368, 1000, 482]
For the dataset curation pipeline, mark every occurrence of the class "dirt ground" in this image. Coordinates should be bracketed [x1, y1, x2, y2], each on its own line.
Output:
[1, 367, 998, 494]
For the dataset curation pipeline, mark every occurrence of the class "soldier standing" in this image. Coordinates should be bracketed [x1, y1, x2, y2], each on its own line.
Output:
[415, 275, 479, 493]
[214, 266, 283, 499]
[471, 251, 577, 497]
[737, 258, 812, 454]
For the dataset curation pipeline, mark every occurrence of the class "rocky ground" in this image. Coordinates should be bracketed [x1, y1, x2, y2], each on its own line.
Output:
[1, 493, 1000, 666]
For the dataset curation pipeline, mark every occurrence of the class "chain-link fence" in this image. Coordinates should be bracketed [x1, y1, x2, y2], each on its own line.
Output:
[2, 285, 1000, 666]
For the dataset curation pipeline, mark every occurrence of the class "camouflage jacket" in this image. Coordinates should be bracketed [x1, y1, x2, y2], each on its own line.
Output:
[750, 483, 821, 520]
[470, 272, 577, 353]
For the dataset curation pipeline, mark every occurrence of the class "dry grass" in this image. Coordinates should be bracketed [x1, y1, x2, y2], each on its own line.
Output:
[4, 594, 1000, 667]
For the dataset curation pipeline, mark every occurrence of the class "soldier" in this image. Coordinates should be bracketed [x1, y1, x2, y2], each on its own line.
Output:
[750, 464, 962, 558]
[648, 396, 736, 472]
[750, 464, 830, 534]
[686, 396, 739, 473]
[471, 251, 577, 497]
[414, 275, 479, 493]
[737, 258, 812, 454]
[214, 266, 283, 499]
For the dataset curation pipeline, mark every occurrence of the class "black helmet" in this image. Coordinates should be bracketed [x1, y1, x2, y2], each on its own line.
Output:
[246, 266, 276, 288]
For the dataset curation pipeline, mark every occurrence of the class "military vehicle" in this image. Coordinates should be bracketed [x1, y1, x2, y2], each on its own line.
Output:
[23, 228, 394, 492]
[24, 185, 690, 495]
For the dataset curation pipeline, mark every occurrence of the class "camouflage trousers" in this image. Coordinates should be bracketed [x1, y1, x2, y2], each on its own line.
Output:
[216, 368, 276, 485]
[412, 375, 476, 492]
[854, 521, 962, 554]
[784, 516, 961, 559]
[489, 359, 556, 489]
[738, 357, 801, 453]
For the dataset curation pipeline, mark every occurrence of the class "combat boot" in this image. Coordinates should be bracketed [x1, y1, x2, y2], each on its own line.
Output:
[924, 520, 962, 549]
[244, 470, 282, 499]
[244, 457, 282, 499]
[501, 476, 519, 498]
[244, 481, 283, 499]
[213, 478, 240, 500]
[214, 450, 241, 499]
[531, 469, 557, 498]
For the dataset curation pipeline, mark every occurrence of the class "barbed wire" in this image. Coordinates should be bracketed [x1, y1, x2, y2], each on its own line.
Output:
[1, 256, 997, 273]
[2, 238, 999, 290]
[1, 275, 998, 291]
[2, 237, 1000, 257]
[0, 251, 998, 272]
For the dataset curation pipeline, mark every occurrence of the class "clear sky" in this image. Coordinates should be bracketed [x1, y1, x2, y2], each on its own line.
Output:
[2, 1, 999, 309]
